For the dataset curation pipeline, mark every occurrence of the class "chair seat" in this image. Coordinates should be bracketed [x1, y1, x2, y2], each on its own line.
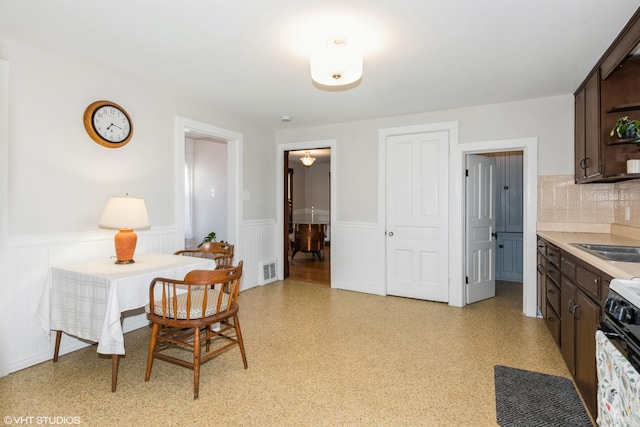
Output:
[145, 262, 247, 399]
[145, 289, 229, 319]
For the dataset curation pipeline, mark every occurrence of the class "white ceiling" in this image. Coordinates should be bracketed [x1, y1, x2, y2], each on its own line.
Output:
[1, 0, 639, 131]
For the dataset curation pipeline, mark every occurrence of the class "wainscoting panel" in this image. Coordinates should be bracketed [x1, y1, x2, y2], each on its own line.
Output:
[4, 220, 380, 375]
[331, 222, 385, 295]
[5, 227, 178, 374]
[241, 219, 276, 290]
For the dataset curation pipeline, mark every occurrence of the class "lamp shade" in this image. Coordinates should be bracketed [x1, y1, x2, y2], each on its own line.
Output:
[99, 195, 149, 230]
[99, 195, 149, 264]
[310, 37, 362, 86]
[300, 151, 316, 167]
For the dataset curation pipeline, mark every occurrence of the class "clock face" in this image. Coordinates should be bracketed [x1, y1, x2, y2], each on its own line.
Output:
[83, 100, 134, 148]
[92, 105, 131, 143]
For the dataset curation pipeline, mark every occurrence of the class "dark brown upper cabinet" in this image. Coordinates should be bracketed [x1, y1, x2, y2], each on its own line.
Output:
[575, 7, 640, 183]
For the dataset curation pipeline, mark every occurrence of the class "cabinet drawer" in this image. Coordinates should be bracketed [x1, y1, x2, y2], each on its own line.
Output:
[561, 255, 576, 281]
[537, 239, 547, 255]
[547, 245, 560, 269]
[547, 280, 561, 315]
[545, 304, 561, 345]
[546, 263, 560, 286]
[576, 266, 601, 300]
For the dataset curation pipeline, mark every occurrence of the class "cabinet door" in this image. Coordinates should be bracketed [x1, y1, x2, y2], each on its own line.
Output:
[574, 289, 600, 417]
[584, 71, 601, 180]
[575, 86, 586, 182]
[537, 251, 546, 318]
[560, 277, 577, 375]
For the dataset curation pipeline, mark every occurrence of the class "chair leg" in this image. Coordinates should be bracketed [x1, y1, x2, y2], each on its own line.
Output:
[193, 327, 201, 399]
[145, 323, 159, 382]
[234, 315, 248, 369]
[53, 330, 62, 362]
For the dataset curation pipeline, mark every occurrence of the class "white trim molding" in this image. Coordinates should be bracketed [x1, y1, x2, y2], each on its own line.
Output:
[450, 137, 538, 316]
[276, 139, 337, 285]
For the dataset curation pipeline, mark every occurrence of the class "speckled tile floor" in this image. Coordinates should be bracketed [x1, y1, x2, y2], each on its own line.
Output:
[1, 280, 585, 426]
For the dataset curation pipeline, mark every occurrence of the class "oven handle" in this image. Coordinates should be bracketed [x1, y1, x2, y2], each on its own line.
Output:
[598, 322, 627, 344]
[599, 327, 622, 340]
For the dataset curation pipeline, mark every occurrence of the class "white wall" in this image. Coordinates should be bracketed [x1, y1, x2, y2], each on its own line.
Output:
[0, 34, 575, 376]
[1, 38, 276, 237]
[276, 95, 573, 222]
[193, 139, 228, 243]
[304, 162, 330, 211]
[0, 38, 277, 376]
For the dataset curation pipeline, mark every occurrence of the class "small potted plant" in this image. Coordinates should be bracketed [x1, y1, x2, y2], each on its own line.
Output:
[197, 231, 217, 248]
[610, 116, 640, 147]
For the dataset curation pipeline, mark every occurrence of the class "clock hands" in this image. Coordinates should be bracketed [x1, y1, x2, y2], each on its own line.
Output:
[106, 123, 124, 131]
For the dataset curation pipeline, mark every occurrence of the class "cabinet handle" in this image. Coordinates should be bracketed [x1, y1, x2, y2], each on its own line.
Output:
[579, 158, 586, 169]
[567, 299, 576, 313]
[548, 289, 557, 295]
[547, 317, 555, 323]
[584, 157, 591, 169]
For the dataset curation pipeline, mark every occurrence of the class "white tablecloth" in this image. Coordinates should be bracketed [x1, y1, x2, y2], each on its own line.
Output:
[36, 253, 216, 355]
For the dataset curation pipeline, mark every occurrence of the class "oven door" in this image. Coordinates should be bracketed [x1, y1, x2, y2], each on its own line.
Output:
[595, 329, 640, 426]
[599, 315, 640, 371]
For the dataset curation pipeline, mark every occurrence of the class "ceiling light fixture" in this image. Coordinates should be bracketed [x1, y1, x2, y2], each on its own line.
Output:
[310, 37, 362, 86]
[300, 151, 316, 167]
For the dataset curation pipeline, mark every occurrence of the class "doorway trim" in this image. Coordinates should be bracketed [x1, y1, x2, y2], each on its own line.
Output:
[0, 60, 9, 377]
[174, 117, 243, 260]
[450, 137, 538, 316]
[276, 139, 337, 283]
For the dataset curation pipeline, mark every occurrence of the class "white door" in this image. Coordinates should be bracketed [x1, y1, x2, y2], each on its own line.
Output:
[386, 131, 449, 302]
[465, 154, 496, 304]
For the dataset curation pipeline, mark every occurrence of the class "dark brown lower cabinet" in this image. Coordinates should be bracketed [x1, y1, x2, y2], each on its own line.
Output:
[574, 289, 600, 417]
[538, 236, 611, 420]
[560, 275, 601, 417]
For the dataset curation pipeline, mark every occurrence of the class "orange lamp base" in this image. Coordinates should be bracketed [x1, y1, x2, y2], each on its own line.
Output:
[114, 228, 137, 264]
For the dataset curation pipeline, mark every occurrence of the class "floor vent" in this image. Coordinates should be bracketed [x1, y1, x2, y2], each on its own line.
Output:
[258, 260, 277, 285]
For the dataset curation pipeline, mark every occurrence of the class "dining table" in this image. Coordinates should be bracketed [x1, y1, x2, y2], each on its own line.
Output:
[36, 252, 217, 391]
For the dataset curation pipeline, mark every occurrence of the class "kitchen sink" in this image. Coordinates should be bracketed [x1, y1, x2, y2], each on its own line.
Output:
[570, 243, 640, 263]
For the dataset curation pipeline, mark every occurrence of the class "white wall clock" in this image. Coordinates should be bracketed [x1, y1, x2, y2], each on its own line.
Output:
[83, 100, 133, 148]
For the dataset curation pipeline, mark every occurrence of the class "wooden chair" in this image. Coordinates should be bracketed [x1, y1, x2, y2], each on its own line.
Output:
[174, 241, 234, 269]
[144, 261, 247, 399]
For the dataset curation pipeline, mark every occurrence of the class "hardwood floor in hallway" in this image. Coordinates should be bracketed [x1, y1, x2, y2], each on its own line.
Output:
[288, 244, 330, 285]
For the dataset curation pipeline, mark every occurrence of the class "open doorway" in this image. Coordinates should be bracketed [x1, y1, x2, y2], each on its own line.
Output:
[286, 148, 331, 285]
[174, 117, 243, 261]
[276, 140, 336, 286]
[184, 132, 228, 249]
[451, 137, 538, 316]
[465, 151, 523, 305]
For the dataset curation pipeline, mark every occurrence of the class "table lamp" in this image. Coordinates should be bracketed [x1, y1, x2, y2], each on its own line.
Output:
[99, 194, 150, 264]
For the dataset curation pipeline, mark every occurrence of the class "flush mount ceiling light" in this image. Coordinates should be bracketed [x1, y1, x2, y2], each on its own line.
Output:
[300, 151, 316, 167]
[310, 37, 363, 86]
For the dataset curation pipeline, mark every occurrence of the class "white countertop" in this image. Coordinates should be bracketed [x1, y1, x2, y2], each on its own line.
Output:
[537, 229, 640, 280]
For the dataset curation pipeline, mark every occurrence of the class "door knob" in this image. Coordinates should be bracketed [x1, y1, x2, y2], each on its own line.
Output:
[388, 231, 394, 237]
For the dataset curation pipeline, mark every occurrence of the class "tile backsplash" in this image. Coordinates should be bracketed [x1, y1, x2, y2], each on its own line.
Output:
[538, 175, 640, 227]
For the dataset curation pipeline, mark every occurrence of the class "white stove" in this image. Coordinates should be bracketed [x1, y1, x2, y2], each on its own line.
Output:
[601, 279, 640, 371]
[610, 279, 640, 310]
